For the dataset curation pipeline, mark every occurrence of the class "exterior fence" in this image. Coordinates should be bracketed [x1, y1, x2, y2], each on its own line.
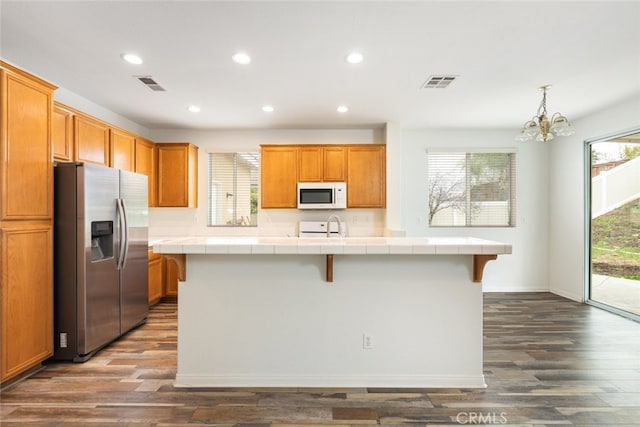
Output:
[592, 156, 640, 218]
[431, 201, 510, 226]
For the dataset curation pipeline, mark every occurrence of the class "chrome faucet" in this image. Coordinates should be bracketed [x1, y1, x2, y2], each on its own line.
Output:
[326, 214, 343, 238]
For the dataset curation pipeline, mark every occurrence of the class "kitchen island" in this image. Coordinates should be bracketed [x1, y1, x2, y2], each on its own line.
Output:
[153, 236, 511, 388]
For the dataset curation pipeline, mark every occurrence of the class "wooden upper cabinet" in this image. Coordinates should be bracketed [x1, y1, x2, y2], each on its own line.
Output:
[52, 103, 73, 162]
[157, 143, 198, 207]
[74, 114, 109, 166]
[297, 145, 347, 183]
[347, 144, 386, 208]
[298, 146, 323, 182]
[135, 138, 157, 207]
[261, 145, 298, 208]
[322, 146, 347, 181]
[1, 63, 55, 220]
[262, 144, 382, 209]
[110, 128, 135, 171]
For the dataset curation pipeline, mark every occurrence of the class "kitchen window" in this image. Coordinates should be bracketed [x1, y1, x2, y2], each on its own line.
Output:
[427, 150, 516, 227]
[208, 152, 259, 226]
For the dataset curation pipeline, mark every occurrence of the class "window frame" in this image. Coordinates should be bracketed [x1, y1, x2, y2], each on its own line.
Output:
[207, 151, 260, 227]
[427, 148, 517, 228]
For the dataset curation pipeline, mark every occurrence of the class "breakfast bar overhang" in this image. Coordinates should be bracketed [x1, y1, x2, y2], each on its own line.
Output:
[154, 237, 511, 388]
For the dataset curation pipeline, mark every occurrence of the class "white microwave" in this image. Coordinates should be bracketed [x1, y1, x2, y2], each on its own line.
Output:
[297, 182, 347, 210]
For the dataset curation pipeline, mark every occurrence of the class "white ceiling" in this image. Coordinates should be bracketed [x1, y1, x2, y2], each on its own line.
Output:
[1, 1, 639, 131]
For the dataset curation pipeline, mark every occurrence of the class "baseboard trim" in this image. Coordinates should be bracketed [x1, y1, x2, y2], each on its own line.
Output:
[174, 373, 487, 389]
[550, 288, 584, 303]
[482, 287, 550, 293]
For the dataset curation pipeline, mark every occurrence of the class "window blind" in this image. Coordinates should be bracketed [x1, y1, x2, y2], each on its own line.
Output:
[427, 151, 516, 227]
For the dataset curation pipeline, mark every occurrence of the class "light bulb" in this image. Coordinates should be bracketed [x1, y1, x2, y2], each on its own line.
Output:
[121, 53, 143, 65]
[346, 52, 363, 64]
[232, 52, 251, 65]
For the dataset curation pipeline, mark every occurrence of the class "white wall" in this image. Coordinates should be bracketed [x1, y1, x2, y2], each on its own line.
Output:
[548, 94, 640, 302]
[400, 129, 550, 292]
[55, 87, 150, 138]
[148, 128, 387, 238]
[385, 122, 404, 236]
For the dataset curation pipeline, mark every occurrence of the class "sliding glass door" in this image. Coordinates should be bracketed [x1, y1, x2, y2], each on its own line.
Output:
[587, 130, 640, 319]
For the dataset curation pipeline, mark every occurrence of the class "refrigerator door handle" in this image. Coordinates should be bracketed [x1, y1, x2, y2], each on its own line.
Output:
[121, 198, 131, 269]
[116, 198, 128, 270]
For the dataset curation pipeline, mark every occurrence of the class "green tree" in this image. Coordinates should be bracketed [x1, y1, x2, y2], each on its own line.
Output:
[622, 145, 640, 160]
[591, 149, 604, 164]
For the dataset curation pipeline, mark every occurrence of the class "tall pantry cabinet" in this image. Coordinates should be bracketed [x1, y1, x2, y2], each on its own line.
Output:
[0, 61, 56, 383]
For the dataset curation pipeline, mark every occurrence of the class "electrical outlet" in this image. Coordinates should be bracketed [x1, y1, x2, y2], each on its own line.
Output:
[363, 333, 374, 350]
[60, 332, 68, 348]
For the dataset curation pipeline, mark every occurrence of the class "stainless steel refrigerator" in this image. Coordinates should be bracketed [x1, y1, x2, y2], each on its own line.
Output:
[53, 162, 148, 361]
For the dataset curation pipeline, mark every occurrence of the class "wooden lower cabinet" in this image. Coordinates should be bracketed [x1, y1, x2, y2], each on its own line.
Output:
[148, 249, 164, 305]
[0, 224, 53, 382]
[148, 251, 180, 304]
[164, 257, 179, 298]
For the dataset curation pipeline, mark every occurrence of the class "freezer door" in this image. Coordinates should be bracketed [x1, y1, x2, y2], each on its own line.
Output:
[119, 170, 149, 333]
[80, 164, 121, 356]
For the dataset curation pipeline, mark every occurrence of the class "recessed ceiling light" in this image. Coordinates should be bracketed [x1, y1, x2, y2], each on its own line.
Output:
[232, 52, 251, 65]
[337, 105, 349, 113]
[346, 52, 363, 64]
[262, 105, 274, 113]
[121, 53, 143, 65]
[187, 105, 201, 113]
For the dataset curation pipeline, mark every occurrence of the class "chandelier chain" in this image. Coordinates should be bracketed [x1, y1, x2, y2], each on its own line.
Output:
[537, 88, 548, 118]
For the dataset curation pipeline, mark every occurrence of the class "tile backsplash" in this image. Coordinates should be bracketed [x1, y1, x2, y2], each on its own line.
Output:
[149, 207, 386, 239]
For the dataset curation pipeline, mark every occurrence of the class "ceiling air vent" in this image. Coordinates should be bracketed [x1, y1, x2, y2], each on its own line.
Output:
[421, 75, 457, 89]
[135, 75, 166, 92]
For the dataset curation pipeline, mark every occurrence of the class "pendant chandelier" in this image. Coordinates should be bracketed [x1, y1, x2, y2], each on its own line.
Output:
[515, 85, 575, 142]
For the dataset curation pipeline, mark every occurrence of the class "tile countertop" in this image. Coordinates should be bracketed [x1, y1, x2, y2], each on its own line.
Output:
[152, 236, 512, 256]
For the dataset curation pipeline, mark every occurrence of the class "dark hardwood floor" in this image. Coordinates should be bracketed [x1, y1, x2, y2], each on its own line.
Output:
[1, 292, 639, 426]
